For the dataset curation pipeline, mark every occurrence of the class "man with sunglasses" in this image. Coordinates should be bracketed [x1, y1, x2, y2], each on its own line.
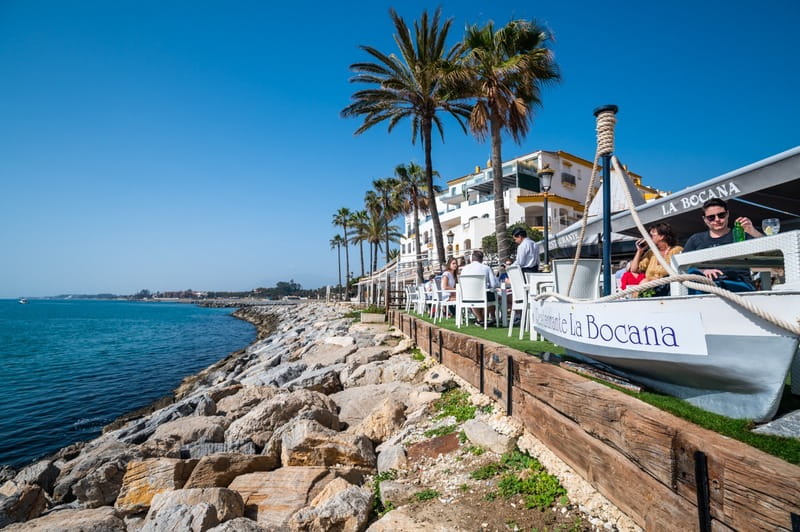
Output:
[683, 198, 763, 291]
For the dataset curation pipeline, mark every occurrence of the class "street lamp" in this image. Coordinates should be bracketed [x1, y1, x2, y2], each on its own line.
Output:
[539, 164, 554, 268]
[446, 230, 454, 258]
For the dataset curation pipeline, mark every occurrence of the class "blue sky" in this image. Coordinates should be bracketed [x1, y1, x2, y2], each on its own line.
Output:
[1, 0, 798, 297]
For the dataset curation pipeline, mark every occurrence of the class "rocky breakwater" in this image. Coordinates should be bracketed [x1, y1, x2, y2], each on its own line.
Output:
[1, 303, 637, 531]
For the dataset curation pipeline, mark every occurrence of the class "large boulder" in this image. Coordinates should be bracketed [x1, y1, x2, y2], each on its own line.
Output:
[145, 487, 244, 523]
[71, 458, 128, 508]
[227, 467, 334, 528]
[215, 386, 277, 420]
[280, 420, 376, 469]
[52, 437, 139, 504]
[2, 506, 126, 531]
[366, 506, 430, 531]
[348, 398, 406, 445]
[288, 478, 373, 532]
[283, 364, 344, 395]
[140, 503, 218, 532]
[114, 458, 197, 515]
[376, 445, 407, 474]
[0, 482, 46, 527]
[330, 382, 427, 427]
[184, 454, 279, 489]
[149, 416, 228, 446]
[225, 389, 339, 449]
[12, 460, 60, 494]
[207, 517, 270, 531]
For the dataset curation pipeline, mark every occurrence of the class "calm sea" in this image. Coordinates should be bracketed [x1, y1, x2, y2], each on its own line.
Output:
[0, 299, 255, 468]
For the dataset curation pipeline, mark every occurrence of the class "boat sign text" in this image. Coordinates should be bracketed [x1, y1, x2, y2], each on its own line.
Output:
[660, 181, 741, 216]
[534, 304, 708, 356]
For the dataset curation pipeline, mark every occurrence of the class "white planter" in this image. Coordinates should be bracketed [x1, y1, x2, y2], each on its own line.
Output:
[360, 312, 386, 323]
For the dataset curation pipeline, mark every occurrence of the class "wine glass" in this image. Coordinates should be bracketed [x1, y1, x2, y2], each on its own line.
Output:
[761, 218, 780, 236]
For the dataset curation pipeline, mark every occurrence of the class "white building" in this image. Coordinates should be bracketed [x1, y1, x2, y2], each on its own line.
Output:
[399, 149, 661, 268]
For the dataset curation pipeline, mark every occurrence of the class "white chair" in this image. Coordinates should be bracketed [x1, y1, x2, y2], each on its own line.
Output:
[416, 286, 428, 315]
[405, 285, 418, 313]
[506, 265, 528, 339]
[551, 259, 602, 299]
[456, 274, 498, 329]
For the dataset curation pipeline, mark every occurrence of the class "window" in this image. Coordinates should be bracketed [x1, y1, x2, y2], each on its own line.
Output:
[561, 172, 576, 187]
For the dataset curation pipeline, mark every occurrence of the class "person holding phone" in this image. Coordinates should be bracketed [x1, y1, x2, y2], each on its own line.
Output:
[627, 222, 683, 296]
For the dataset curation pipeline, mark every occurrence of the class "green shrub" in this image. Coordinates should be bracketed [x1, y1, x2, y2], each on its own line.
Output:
[414, 489, 440, 501]
[424, 424, 457, 438]
[433, 389, 476, 422]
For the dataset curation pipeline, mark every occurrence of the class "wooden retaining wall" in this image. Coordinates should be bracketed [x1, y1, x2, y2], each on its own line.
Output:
[390, 311, 800, 531]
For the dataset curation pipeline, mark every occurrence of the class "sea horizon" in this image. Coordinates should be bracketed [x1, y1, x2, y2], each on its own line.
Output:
[0, 299, 256, 468]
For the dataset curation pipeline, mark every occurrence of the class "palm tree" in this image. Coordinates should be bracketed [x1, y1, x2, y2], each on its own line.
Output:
[395, 162, 437, 284]
[459, 19, 560, 261]
[329, 235, 345, 300]
[363, 190, 383, 274]
[342, 8, 472, 267]
[332, 207, 353, 293]
[372, 177, 399, 265]
[350, 210, 368, 278]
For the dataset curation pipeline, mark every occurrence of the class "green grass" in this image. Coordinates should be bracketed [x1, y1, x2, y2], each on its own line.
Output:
[371, 470, 397, 517]
[409, 311, 800, 465]
[433, 388, 476, 422]
[411, 348, 426, 361]
[423, 424, 457, 438]
[414, 488, 441, 501]
[469, 449, 567, 511]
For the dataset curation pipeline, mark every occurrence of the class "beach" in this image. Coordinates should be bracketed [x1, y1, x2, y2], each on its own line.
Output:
[0, 302, 638, 530]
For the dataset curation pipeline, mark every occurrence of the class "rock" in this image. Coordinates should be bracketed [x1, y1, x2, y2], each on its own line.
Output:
[141, 502, 218, 532]
[216, 387, 278, 419]
[52, 437, 139, 504]
[227, 467, 333, 528]
[194, 395, 217, 416]
[376, 445, 407, 474]
[114, 458, 198, 514]
[184, 454, 279, 489]
[463, 419, 516, 455]
[345, 346, 392, 366]
[111, 394, 212, 445]
[240, 361, 307, 388]
[300, 342, 358, 367]
[423, 367, 458, 393]
[390, 337, 414, 355]
[378, 480, 417, 507]
[146, 487, 244, 523]
[284, 364, 344, 395]
[324, 336, 355, 347]
[378, 356, 423, 384]
[180, 441, 258, 460]
[0, 467, 16, 484]
[341, 363, 384, 388]
[225, 389, 339, 449]
[2, 506, 125, 531]
[207, 517, 270, 531]
[149, 416, 228, 446]
[349, 398, 406, 444]
[71, 458, 128, 507]
[13, 460, 60, 494]
[0, 483, 46, 527]
[330, 382, 423, 427]
[406, 433, 461, 461]
[281, 419, 376, 469]
[288, 479, 373, 532]
[366, 506, 430, 531]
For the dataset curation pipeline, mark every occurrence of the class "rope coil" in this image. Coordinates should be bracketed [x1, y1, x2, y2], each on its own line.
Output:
[595, 109, 617, 156]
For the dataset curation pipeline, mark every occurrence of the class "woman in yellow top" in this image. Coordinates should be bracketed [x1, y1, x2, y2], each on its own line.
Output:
[629, 222, 682, 297]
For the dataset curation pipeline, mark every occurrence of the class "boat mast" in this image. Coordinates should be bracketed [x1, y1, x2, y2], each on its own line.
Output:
[593, 105, 618, 296]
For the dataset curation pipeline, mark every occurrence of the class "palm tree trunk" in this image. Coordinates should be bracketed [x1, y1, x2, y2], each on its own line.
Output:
[383, 210, 390, 265]
[412, 190, 424, 285]
[423, 120, 446, 268]
[359, 241, 364, 277]
[337, 244, 342, 300]
[343, 226, 350, 298]
[491, 112, 510, 262]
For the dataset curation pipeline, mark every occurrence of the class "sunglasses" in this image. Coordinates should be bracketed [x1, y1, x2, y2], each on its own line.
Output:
[704, 212, 728, 222]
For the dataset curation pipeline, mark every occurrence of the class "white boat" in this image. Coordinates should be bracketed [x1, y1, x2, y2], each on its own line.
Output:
[533, 146, 800, 422]
[18, 298, 28, 304]
[532, 292, 800, 421]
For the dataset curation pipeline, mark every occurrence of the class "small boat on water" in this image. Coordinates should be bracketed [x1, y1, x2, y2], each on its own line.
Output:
[18, 298, 28, 304]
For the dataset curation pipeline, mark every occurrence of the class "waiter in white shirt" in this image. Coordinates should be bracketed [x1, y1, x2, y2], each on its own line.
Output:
[461, 250, 499, 326]
[512, 228, 539, 273]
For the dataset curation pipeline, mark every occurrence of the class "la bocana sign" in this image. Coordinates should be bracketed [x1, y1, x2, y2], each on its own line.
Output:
[534, 300, 708, 356]
[360, 312, 386, 323]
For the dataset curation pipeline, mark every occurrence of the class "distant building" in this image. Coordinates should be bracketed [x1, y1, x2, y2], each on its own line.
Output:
[398, 149, 664, 267]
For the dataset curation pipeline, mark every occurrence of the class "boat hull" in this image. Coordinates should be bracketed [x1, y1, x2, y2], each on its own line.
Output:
[532, 292, 800, 421]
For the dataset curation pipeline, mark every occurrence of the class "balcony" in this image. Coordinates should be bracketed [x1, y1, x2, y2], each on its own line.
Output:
[466, 160, 540, 195]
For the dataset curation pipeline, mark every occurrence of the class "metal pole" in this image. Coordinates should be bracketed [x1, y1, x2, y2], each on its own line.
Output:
[601, 152, 612, 295]
[543, 191, 550, 265]
[593, 104, 618, 296]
